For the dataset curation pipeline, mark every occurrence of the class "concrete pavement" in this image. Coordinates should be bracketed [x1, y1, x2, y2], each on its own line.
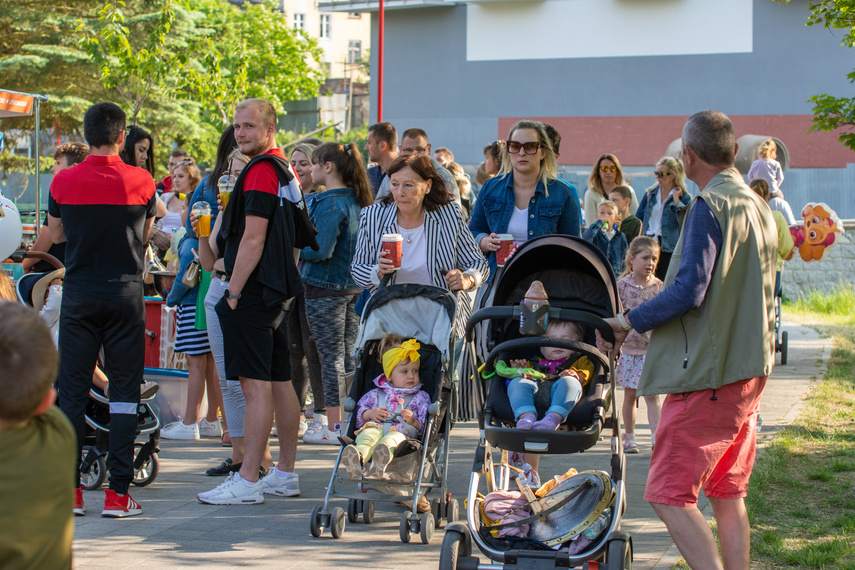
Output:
[72, 321, 829, 569]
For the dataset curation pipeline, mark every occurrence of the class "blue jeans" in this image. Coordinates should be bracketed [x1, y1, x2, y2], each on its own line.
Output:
[507, 375, 584, 420]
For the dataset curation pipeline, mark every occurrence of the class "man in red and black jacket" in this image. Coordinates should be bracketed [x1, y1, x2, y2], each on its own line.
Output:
[48, 102, 157, 518]
[197, 98, 318, 506]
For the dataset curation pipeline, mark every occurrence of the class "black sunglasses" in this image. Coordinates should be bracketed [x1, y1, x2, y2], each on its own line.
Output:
[507, 140, 541, 155]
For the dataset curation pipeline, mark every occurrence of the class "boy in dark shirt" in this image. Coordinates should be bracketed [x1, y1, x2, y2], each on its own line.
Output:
[583, 200, 628, 275]
[0, 303, 75, 569]
[610, 185, 641, 244]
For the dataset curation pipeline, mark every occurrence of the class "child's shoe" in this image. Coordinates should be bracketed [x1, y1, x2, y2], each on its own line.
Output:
[73, 486, 85, 516]
[102, 489, 143, 517]
[365, 444, 393, 479]
[140, 381, 159, 400]
[622, 433, 639, 454]
[521, 463, 540, 489]
[340, 445, 364, 479]
[515, 413, 536, 430]
[532, 412, 563, 431]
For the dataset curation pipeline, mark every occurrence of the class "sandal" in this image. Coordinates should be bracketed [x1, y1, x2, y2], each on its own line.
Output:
[222, 431, 232, 447]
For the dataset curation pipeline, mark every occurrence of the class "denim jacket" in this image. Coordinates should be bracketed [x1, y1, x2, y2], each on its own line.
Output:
[468, 172, 581, 278]
[637, 186, 691, 253]
[300, 187, 361, 290]
[582, 223, 628, 276]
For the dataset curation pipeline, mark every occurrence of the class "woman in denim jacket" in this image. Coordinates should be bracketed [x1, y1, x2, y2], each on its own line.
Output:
[469, 120, 581, 281]
[301, 142, 374, 444]
[637, 156, 691, 280]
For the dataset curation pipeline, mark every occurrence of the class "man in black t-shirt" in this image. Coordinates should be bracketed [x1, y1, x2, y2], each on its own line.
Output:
[48, 102, 156, 518]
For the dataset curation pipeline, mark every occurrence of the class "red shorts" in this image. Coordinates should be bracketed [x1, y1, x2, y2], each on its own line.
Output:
[644, 376, 767, 507]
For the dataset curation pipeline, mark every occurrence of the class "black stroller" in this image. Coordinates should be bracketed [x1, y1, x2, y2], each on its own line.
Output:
[441, 235, 631, 569]
[309, 284, 459, 544]
[16, 251, 162, 491]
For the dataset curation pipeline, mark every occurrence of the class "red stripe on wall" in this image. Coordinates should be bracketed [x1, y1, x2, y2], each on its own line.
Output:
[499, 115, 855, 168]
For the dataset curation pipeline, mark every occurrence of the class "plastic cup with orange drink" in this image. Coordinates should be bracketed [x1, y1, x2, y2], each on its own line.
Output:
[192, 201, 212, 238]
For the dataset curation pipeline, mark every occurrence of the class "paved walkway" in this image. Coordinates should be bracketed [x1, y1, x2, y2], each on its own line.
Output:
[72, 322, 829, 569]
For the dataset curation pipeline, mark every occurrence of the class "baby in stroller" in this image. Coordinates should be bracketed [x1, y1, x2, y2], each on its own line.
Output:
[500, 320, 594, 432]
[341, 335, 431, 480]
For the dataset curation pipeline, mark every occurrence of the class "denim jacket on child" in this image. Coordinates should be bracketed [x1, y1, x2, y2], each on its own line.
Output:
[582, 222, 628, 276]
[300, 187, 361, 291]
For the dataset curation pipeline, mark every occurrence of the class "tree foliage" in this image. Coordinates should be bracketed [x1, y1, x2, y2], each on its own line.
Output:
[0, 0, 325, 175]
[779, 0, 855, 150]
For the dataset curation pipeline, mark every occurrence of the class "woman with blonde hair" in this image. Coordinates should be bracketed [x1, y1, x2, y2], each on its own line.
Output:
[637, 156, 691, 280]
[469, 120, 581, 280]
[584, 153, 639, 226]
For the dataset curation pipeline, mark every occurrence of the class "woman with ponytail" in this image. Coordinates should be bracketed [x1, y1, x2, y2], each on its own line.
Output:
[301, 142, 373, 444]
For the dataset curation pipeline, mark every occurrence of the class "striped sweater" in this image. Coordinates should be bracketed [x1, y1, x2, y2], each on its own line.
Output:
[351, 201, 489, 337]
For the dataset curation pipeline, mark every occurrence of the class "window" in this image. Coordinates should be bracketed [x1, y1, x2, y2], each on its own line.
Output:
[319, 14, 331, 39]
[293, 13, 304, 30]
[348, 12, 362, 19]
[348, 40, 362, 64]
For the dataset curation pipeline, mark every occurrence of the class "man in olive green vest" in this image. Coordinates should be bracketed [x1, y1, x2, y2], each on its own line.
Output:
[598, 110, 777, 570]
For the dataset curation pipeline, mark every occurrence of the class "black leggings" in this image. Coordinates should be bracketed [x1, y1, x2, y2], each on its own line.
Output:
[289, 293, 326, 415]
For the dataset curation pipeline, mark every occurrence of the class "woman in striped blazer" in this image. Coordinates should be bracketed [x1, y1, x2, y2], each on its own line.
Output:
[351, 154, 488, 337]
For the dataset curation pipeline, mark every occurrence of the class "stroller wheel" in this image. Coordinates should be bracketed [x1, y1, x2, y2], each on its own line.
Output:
[420, 512, 435, 544]
[132, 443, 158, 487]
[781, 331, 789, 365]
[439, 529, 466, 570]
[363, 500, 375, 524]
[309, 505, 325, 537]
[399, 510, 412, 543]
[80, 446, 107, 491]
[446, 498, 460, 524]
[431, 497, 443, 527]
[347, 499, 359, 523]
[606, 537, 632, 569]
[330, 507, 346, 539]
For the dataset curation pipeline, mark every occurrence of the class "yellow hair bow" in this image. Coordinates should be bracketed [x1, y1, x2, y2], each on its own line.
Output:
[382, 339, 421, 379]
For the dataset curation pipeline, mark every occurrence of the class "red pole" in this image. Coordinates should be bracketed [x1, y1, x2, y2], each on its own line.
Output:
[377, 0, 384, 122]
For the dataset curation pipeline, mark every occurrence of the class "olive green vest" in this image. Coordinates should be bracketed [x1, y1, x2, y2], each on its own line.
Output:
[638, 168, 778, 396]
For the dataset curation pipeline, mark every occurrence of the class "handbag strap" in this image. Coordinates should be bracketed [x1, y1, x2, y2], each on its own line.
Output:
[486, 479, 592, 532]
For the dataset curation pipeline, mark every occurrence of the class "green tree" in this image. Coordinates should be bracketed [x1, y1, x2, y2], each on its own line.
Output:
[778, 0, 855, 150]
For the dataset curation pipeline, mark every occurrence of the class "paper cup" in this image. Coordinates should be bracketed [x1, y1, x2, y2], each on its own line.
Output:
[496, 234, 515, 267]
[381, 233, 403, 270]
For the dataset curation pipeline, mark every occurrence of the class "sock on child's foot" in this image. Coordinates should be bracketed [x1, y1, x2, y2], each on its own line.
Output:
[516, 413, 536, 430]
[532, 412, 563, 431]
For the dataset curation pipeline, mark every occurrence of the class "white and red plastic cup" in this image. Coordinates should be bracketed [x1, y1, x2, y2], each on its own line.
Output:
[496, 234, 516, 267]
[381, 233, 403, 270]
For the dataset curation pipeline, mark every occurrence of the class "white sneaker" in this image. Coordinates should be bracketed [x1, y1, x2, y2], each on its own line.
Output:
[261, 469, 300, 497]
[302, 423, 339, 445]
[198, 472, 264, 505]
[161, 420, 200, 440]
[298, 419, 308, 437]
[199, 418, 223, 438]
[302, 414, 327, 442]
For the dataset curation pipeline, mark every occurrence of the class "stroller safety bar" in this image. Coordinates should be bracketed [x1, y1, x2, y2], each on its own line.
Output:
[465, 306, 615, 344]
[482, 337, 610, 377]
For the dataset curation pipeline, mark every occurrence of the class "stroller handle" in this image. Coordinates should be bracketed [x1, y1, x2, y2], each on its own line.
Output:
[482, 336, 610, 378]
[23, 251, 64, 270]
[465, 306, 616, 345]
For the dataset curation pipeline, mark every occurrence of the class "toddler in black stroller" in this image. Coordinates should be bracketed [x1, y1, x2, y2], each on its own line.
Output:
[441, 235, 632, 569]
[309, 284, 460, 544]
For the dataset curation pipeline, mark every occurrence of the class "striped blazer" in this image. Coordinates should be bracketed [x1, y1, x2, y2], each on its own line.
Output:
[351, 201, 489, 337]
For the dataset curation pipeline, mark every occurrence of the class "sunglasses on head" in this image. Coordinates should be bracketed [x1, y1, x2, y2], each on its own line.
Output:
[654, 170, 671, 178]
[507, 140, 541, 155]
[176, 158, 195, 166]
[600, 165, 617, 173]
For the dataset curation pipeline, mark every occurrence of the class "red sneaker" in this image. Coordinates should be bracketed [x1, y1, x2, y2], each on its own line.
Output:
[101, 489, 143, 518]
[74, 486, 85, 516]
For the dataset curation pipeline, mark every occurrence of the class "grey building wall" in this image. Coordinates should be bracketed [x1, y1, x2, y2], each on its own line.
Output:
[369, 1, 853, 164]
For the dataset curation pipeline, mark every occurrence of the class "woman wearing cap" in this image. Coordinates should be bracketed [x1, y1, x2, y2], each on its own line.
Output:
[468, 120, 581, 281]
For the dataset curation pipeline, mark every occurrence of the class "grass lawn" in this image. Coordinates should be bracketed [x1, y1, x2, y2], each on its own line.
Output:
[746, 287, 855, 569]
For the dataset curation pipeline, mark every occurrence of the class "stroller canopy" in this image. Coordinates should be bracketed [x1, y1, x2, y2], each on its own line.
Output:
[486, 235, 620, 318]
[356, 284, 457, 357]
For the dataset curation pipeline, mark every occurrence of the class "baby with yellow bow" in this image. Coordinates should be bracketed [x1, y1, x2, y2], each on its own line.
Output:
[340, 334, 431, 480]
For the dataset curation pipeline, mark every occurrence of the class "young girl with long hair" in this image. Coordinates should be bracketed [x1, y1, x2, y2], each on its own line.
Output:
[616, 236, 663, 453]
[301, 142, 374, 444]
